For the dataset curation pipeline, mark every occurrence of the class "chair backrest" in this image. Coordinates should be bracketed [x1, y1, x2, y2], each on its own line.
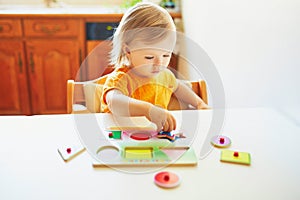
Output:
[67, 80, 74, 114]
[67, 75, 109, 114]
[67, 77, 208, 113]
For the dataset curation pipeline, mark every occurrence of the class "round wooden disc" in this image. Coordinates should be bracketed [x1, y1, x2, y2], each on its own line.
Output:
[211, 135, 231, 148]
[154, 171, 180, 188]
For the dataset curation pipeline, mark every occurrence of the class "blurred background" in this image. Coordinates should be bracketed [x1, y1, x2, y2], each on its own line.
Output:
[0, 0, 299, 118]
[182, 0, 300, 112]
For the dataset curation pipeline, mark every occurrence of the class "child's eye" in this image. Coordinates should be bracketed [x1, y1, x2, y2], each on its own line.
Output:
[145, 56, 154, 59]
[163, 54, 170, 58]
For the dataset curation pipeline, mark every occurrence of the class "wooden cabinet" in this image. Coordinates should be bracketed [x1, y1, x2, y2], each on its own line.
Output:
[0, 19, 30, 115]
[23, 18, 83, 114]
[25, 19, 83, 114]
[25, 40, 80, 114]
[0, 18, 83, 115]
[0, 40, 31, 115]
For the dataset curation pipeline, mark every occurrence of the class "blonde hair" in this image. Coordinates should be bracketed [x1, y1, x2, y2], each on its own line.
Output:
[110, 2, 176, 66]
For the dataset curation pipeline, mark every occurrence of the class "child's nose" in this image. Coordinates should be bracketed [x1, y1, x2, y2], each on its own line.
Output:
[154, 57, 163, 66]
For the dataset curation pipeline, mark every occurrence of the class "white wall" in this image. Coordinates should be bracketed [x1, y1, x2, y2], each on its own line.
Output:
[181, 0, 300, 108]
[0, 0, 123, 5]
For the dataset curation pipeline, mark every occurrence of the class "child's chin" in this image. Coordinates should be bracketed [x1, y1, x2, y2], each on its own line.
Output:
[149, 72, 160, 77]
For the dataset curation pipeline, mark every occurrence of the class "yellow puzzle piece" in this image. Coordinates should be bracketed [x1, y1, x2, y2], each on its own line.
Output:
[220, 150, 251, 165]
[124, 147, 153, 159]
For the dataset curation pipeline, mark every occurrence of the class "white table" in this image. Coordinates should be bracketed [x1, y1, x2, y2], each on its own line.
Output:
[276, 106, 300, 127]
[0, 108, 299, 200]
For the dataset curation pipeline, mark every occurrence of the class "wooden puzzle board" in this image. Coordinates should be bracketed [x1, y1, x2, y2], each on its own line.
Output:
[91, 129, 198, 167]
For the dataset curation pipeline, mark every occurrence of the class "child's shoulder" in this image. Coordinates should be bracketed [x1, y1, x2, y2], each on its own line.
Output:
[106, 65, 129, 81]
[106, 65, 128, 76]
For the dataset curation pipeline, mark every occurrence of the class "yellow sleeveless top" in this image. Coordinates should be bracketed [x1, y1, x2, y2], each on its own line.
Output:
[101, 65, 178, 113]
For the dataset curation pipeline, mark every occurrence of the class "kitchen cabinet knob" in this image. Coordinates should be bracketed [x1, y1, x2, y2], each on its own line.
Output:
[41, 25, 61, 35]
[29, 53, 35, 73]
[18, 53, 23, 73]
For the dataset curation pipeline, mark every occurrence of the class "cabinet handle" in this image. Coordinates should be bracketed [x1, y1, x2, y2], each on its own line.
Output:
[79, 48, 83, 81]
[29, 52, 35, 73]
[79, 48, 82, 64]
[41, 25, 61, 35]
[18, 53, 23, 73]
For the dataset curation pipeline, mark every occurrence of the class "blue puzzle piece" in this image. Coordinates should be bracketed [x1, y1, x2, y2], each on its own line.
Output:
[157, 131, 178, 142]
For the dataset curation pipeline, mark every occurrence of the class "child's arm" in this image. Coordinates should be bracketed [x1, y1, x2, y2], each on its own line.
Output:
[105, 89, 176, 132]
[173, 80, 210, 109]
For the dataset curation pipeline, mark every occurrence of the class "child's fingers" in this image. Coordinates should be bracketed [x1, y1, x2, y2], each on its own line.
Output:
[163, 120, 170, 132]
[155, 121, 163, 132]
[171, 114, 176, 130]
[163, 115, 176, 132]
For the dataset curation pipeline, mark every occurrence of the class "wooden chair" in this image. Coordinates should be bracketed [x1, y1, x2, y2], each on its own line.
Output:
[67, 77, 208, 114]
[67, 74, 109, 114]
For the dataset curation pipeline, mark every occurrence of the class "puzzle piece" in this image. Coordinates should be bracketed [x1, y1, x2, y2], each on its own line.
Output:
[124, 147, 153, 159]
[108, 130, 122, 139]
[157, 131, 177, 142]
[211, 135, 231, 148]
[154, 171, 181, 188]
[220, 150, 251, 165]
[58, 145, 85, 162]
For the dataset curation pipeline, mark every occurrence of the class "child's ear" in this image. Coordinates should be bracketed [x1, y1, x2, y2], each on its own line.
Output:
[123, 45, 131, 55]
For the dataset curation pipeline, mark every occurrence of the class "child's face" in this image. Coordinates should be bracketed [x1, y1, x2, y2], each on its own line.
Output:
[127, 34, 176, 78]
[128, 48, 172, 78]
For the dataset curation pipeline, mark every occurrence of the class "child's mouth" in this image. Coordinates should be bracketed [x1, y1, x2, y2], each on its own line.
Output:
[152, 70, 160, 73]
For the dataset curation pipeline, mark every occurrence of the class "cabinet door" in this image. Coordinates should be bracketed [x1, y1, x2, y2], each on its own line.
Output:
[0, 40, 30, 115]
[26, 40, 80, 114]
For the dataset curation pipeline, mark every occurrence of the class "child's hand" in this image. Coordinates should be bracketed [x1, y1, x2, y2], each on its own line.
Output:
[148, 105, 176, 132]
